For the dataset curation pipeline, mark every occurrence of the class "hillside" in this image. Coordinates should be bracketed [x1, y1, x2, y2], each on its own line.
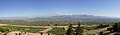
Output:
[31, 15, 120, 24]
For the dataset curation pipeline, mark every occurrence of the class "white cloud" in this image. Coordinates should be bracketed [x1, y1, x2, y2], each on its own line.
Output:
[56, 12, 73, 15]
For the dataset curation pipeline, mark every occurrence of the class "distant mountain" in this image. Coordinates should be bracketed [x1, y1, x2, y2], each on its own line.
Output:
[31, 15, 120, 24]
[0, 16, 35, 20]
[0, 17, 30, 20]
[0, 14, 120, 24]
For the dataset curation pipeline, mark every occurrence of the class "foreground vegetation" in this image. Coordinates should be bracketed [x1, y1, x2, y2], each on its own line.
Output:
[0, 20, 120, 35]
[0, 26, 46, 33]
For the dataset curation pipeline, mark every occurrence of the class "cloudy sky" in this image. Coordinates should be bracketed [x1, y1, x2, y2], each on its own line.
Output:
[0, 0, 120, 18]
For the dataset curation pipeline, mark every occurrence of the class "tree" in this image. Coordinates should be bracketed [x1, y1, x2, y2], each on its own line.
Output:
[0, 28, 9, 33]
[75, 22, 83, 35]
[99, 32, 104, 35]
[96, 24, 103, 28]
[15, 33, 17, 35]
[54, 24, 58, 27]
[40, 32, 43, 35]
[19, 33, 21, 35]
[48, 32, 50, 35]
[66, 24, 74, 35]
[113, 22, 120, 32]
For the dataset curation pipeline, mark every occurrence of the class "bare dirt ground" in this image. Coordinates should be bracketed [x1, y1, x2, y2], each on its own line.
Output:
[83, 26, 112, 35]
[39, 26, 53, 33]
[0, 24, 9, 26]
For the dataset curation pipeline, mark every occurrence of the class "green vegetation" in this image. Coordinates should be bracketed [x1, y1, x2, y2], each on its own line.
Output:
[0, 28, 9, 32]
[49, 27, 66, 35]
[66, 24, 74, 35]
[96, 24, 109, 29]
[75, 22, 83, 35]
[66, 22, 83, 35]
[0, 20, 69, 26]
[0, 26, 46, 33]
[0, 20, 102, 26]
[0, 20, 119, 35]
[112, 22, 120, 32]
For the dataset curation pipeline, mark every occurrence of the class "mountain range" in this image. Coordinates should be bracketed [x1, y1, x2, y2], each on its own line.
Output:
[0, 14, 120, 24]
[30, 15, 120, 24]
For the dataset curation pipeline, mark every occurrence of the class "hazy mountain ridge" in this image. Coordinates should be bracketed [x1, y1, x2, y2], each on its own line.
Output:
[0, 14, 120, 24]
[30, 15, 120, 23]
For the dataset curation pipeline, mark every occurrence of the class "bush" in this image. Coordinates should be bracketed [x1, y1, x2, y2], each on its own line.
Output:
[0, 28, 9, 32]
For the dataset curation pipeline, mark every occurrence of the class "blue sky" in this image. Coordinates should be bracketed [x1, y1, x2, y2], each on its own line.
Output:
[0, 0, 120, 17]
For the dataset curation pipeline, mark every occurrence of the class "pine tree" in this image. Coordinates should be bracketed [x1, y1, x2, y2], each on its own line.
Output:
[113, 23, 119, 32]
[118, 22, 120, 32]
[66, 24, 74, 35]
[75, 22, 83, 35]
[112, 22, 120, 35]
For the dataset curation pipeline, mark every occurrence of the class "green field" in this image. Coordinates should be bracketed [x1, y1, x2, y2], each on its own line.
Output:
[0, 26, 46, 33]
[0, 20, 70, 26]
[49, 27, 66, 35]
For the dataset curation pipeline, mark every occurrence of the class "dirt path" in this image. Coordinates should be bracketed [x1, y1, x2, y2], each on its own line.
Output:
[109, 32, 116, 35]
[83, 26, 112, 35]
[53, 26, 68, 30]
[39, 26, 53, 33]
[10, 25, 54, 33]
[39, 26, 68, 33]
[0, 24, 9, 26]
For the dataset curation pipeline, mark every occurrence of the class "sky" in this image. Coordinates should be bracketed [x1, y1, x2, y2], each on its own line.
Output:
[0, 0, 120, 18]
